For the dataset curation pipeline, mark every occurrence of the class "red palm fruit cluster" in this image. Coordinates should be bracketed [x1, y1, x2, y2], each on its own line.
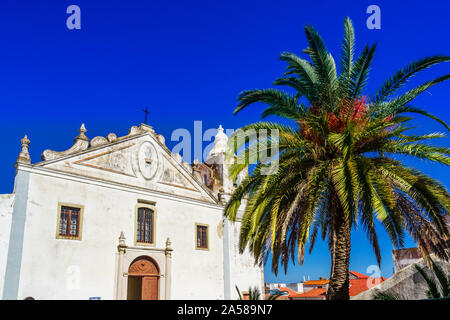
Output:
[299, 97, 370, 143]
[299, 119, 322, 144]
[328, 97, 369, 133]
[299, 103, 322, 143]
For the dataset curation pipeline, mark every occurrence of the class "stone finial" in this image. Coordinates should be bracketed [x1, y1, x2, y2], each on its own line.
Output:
[165, 237, 173, 257]
[128, 126, 142, 136]
[118, 232, 127, 254]
[173, 153, 182, 163]
[107, 133, 117, 143]
[75, 123, 89, 141]
[218, 187, 227, 205]
[90, 136, 108, 148]
[157, 134, 165, 146]
[16, 135, 31, 164]
[182, 162, 192, 171]
[165, 237, 172, 250]
[119, 232, 126, 245]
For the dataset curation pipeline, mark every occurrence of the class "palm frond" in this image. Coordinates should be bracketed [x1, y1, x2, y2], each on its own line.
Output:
[234, 89, 305, 120]
[348, 44, 377, 99]
[304, 24, 338, 106]
[235, 285, 243, 300]
[371, 74, 450, 119]
[374, 56, 450, 103]
[339, 17, 355, 82]
[395, 105, 450, 131]
[372, 289, 407, 300]
[414, 264, 442, 299]
[430, 259, 450, 297]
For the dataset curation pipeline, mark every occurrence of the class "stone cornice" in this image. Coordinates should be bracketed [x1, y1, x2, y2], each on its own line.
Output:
[17, 165, 225, 211]
[32, 125, 220, 204]
[34, 131, 150, 167]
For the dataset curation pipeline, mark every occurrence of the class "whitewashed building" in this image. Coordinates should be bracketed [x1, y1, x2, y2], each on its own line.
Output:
[0, 123, 263, 300]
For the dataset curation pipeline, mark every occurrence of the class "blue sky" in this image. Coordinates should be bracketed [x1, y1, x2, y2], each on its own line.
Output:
[0, 1, 449, 282]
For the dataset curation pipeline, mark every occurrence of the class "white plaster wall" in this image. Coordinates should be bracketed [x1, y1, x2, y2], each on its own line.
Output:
[17, 172, 225, 300]
[227, 221, 264, 299]
[160, 199, 225, 300]
[0, 194, 14, 298]
[283, 282, 303, 293]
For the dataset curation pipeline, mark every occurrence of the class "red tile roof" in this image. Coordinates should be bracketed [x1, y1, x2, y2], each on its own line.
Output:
[265, 293, 289, 300]
[278, 287, 299, 297]
[349, 277, 386, 296]
[289, 271, 386, 299]
[349, 271, 369, 279]
[290, 288, 326, 299]
[303, 279, 329, 286]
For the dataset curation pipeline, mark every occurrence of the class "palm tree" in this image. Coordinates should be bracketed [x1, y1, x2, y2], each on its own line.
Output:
[224, 17, 450, 300]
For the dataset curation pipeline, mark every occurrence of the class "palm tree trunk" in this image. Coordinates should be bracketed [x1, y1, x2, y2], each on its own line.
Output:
[327, 204, 351, 300]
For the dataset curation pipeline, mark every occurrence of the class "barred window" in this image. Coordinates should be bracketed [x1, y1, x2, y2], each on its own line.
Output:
[58, 205, 82, 239]
[196, 225, 208, 249]
[136, 207, 154, 244]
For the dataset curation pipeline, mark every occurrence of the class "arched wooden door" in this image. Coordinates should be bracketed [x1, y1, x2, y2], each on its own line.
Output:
[127, 256, 160, 300]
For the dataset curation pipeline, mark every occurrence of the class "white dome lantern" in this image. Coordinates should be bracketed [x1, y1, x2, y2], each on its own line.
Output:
[207, 125, 228, 159]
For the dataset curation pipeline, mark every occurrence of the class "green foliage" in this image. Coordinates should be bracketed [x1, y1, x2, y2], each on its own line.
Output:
[374, 56, 450, 103]
[235, 285, 261, 300]
[235, 285, 243, 300]
[226, 17, 450, 299]
[267, 290, 285, 300]
[372, 290, 407, 300]
[414, 259, 450, 299]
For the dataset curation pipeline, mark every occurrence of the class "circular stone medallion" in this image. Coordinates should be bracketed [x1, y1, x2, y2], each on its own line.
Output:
[138, 141, 158, 180]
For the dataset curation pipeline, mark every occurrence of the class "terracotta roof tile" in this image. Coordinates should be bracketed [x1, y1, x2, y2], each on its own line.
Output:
[265, 293, 289, 300]
[278, 287, 299, 297]
[303, 279, 329, 286]
[349, 277, 386, 296]
[349, 271, 369, 279]
[290, 288, 327, 299]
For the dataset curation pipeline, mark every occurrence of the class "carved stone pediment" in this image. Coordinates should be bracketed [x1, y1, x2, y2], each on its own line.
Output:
[71, 138, 198, 192]
[74, 144, 136, 177]
[40, 124, 157, 162]
[90, 136, 109, 148]
[36, 123, 218, 203]
[159, 156, 197, 191]
[42, 139, 90, 161]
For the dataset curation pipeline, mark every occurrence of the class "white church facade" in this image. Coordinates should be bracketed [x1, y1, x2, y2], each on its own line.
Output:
[0, 123, 264, 300]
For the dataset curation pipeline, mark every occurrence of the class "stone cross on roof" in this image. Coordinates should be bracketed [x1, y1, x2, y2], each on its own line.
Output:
[143, 108, 150, 124]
